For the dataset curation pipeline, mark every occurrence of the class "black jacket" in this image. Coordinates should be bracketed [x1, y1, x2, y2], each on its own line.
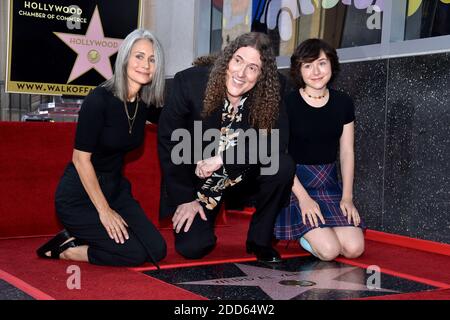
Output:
[157, 66, 289, 218]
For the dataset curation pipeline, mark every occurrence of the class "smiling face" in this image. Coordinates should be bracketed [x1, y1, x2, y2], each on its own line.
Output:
[225, 46, 262, 105]
[126, 39, 155, 96]
[300, 50, 332, 91]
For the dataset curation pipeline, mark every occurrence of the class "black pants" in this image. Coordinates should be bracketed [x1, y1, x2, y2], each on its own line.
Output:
[175, 153, 295, 259]
[55, 163, 167, 267]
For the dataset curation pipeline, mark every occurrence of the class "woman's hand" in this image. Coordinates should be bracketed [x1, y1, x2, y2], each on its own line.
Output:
[73, 150, 129, 244]
[99, 208, 129, 244]
[297, 194, 325, 228]
[172, 200, 207, 233]
[195, 155, 223, 179]
[340, 198, 360, 226]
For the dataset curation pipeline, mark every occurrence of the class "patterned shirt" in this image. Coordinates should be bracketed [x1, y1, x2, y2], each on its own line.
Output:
[197, 97, 247, 210]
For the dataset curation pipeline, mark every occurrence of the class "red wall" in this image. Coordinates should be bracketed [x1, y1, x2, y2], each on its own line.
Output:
[0, 122, 163, 238]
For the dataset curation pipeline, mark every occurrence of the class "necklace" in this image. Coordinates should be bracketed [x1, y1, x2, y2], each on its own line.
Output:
[123, 95, 139, 134]
[302, 88, 328, 99]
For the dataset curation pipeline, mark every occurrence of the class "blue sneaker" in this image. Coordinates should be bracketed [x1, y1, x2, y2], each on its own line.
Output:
[299, 237, 317, 257]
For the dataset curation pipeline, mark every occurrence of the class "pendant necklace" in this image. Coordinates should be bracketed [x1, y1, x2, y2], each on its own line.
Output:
[124, 95, 139, 134]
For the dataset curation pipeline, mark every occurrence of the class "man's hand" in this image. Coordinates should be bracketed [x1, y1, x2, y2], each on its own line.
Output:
[172, 200, 207, 233]
[195, 155, 223, 179]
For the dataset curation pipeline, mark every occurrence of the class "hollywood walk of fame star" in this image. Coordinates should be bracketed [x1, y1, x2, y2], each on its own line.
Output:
[179, 263, 398, 300]
[54, 6, 123, 83]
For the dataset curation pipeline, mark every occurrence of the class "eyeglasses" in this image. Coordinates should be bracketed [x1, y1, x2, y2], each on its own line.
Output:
[229, 55, 261, 77]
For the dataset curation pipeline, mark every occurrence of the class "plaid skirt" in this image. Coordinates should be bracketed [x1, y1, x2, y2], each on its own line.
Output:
[274, 163, 365, 240]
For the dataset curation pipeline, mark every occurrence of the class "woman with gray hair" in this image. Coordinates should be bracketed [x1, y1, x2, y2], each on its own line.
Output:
[36, 29, 167, 267]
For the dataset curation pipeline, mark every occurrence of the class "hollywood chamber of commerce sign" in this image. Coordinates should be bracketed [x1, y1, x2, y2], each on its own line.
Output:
[6, 0, 141, 96]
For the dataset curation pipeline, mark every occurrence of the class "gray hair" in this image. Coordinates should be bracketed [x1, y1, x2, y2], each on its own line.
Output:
[103, 28, 165, 107]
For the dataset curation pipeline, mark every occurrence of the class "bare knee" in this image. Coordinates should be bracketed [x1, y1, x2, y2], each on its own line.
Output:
[341, 241, 365, 259]
[315, 242, 341, 261]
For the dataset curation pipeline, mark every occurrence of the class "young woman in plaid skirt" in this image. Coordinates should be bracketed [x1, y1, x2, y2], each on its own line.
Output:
[274, 39, 365, 261]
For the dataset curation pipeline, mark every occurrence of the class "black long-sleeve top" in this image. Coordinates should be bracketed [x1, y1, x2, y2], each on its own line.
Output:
[75, 86, 161, 173]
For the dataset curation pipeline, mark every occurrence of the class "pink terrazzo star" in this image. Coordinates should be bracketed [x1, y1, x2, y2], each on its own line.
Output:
[54, 6, 123, 83]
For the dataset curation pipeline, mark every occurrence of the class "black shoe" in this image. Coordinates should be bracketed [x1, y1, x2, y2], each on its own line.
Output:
[36, 230, 81, 259]
[246, 241, 282, 263]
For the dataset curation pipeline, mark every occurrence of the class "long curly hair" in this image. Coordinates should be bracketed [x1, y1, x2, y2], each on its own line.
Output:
[192, 53, 219, 67]
[202, 32, 280, 131]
